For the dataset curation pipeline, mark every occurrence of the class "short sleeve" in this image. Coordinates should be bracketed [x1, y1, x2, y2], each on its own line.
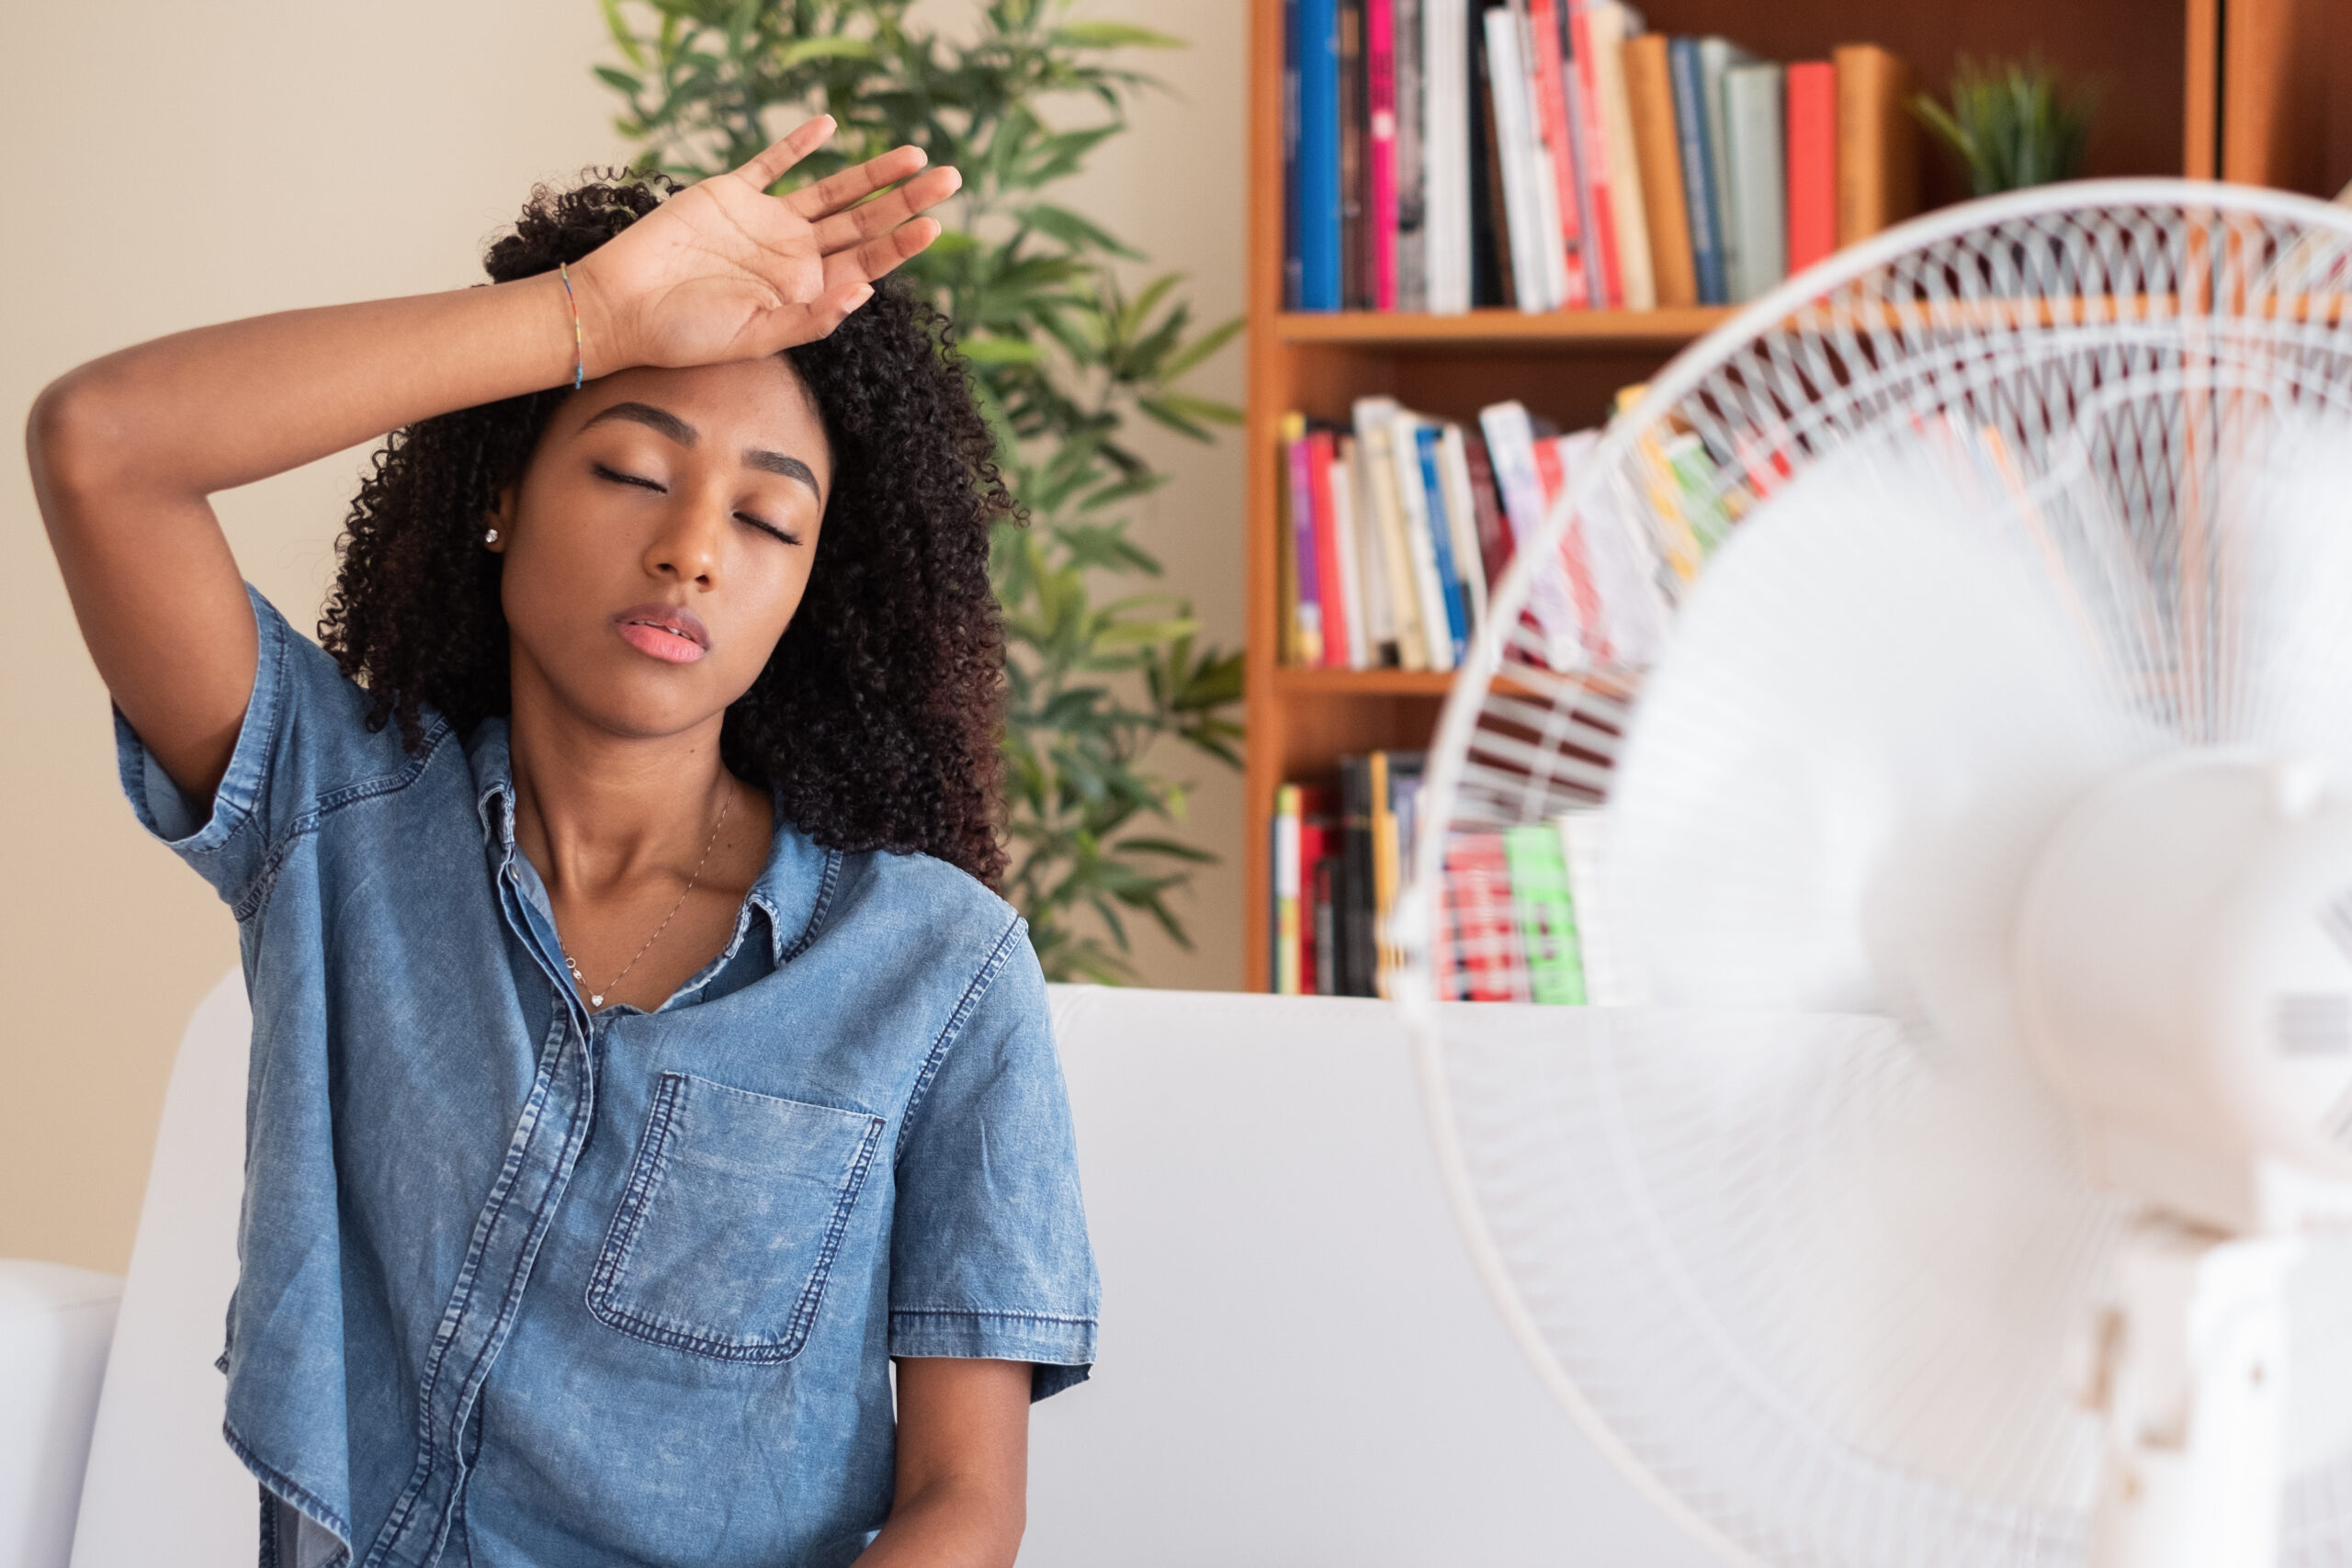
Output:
[888, 925, 1099, 1401]
[114, 584, 414, 911]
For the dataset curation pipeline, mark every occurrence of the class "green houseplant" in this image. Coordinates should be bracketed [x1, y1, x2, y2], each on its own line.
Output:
[1914, 55, 2099, 197]
[596, 0, 1245, 983]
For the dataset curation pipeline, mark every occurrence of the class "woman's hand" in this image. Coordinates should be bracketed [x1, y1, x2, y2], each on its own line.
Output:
[571, 116, 959, 374]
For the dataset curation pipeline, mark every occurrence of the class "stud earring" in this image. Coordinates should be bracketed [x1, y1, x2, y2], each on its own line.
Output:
[484, 528, 500, 545]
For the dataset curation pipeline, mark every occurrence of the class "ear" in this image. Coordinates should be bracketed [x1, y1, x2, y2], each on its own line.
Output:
[485, 486, 516, 554]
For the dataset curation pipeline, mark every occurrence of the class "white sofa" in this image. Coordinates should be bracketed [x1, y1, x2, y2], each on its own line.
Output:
[3, 974, 1713, 1568]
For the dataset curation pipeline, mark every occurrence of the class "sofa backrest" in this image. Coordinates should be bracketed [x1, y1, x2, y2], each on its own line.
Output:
[70, 974, 1711, 1567]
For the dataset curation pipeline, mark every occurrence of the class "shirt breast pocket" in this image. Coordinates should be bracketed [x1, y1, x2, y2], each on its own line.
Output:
[587, 1072, 887, 1364]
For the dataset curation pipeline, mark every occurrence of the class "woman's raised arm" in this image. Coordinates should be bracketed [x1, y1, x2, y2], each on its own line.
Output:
[27, 116, 954, 807]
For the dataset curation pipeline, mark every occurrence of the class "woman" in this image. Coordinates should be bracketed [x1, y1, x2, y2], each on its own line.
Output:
[29, 117, 1096, 1567]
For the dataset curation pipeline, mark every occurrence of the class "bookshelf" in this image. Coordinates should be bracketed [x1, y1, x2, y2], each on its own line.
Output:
[1240, 0, 2352, 991]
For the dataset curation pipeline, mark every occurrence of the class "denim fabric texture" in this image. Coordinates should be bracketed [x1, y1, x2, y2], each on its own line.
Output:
[119, 587, 1099, 1568]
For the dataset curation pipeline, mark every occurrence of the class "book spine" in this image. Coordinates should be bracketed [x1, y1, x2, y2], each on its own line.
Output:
[1476, 399, 1585, 665]
[1328, 437, 1371, 666]
[1832, 43, 1918, 246]
[1369, 750, 1396, 998]
[1386, 413, 1456, 671]
[1563, 1, 1621, 307]
[1559, 425, 1672, 667]
[1340, 755, 1379, 995]
[1306, 428, 1351, 668]
[1344, 432, 1401, 661]
[1421, 0, 1470, 312]
[1669, 37, 1727, 306]
[1277, 412, 1303, 664]
[1284, 0, 1302, 309]
[1367, 0, 1399, 310]
[1311, 853, 1339, 995]
[1785, 60, 1837, 275]
[1415, 423, 1473, 660]
[1296, 798, 1335, 995]
[1481, 5, 1538, 310]
[1436, 423, 1489, 632]
[1503, 821, 1587, 1004]
[1556, 808, 1642, 1003]
[1721, 62, 1785, 302]
[1522, 0, 1588, 308]
[1286, 414, 1325, 662]
[1339, 0, 1367, 308]
[1623, 32, 1695, 309]
[1530, 434, 1605, 661]
[1296, 0, 1343, 309]
[1274, 784, 1303, 993]
[1585, 2, 1653, 310]
[1469, 4, 1512, 308]
[1394, 0, 1427, 310]
[1696, 39, 1751, 306]
[1460, 430, 1517, 601]
[1356, 402, 1431, 669]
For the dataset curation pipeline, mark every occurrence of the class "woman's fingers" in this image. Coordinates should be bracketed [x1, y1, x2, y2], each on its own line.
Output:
[806, 165, 962, 255]
[730, 115, 838, 192]
[746, 279, 876, 356]
[820, 218, 943, 294]
[785, 143, 936, 223]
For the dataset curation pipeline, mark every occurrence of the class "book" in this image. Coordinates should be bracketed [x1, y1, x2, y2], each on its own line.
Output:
[1370, 751, 1428, 996]
[1414, 422, 1474, 660]
[1585, 3, 1654, 310]
[1354, 397, 1430, 668]
[1694, 38, 1757, 305]
[1458, 430, 1518, 600]
[1478, 399, 1586, 666]
[1283, 0, 1302, 308]
[1339, 0, 1367, 306]
[1328, 436, 1374, 666]
[1833, 43, 1918, 246]
[1339, 755, 1379, 994]
[1527, 434, 1605, 660]
[1785, 60, 1837, 275]
[1296, 787, 1339, 994]
[1719, 62, 1785, 303]
[1468, 0, 1510, 307]
[1422, 0, 1473, 311]
[1522, 0, 1589, 308]
[1669, 37, 1727, 306]
[1367, 0, 1399, 309]
[1551, 427, 1670, 667]
[1394, 0, 1429, 310]
[1343, 432, 1402, 662]
[1386, 411, 1458, 669]
[1283, 412, 1324, 663]
[1306, 428, 1352, 668]
[1481, 4, 1545, 310]
[1273, 783, 1305, 992]
[1503, 821, 1587, 1004]
[1436, 423, 1490, 635]
[1623, 32, 1696, 310]
[1442, 832, 1523, 1000]
[1564, 0, 1624, 307]
[1311, 853, 1340, 994]
[1295, 0, 1343, 309]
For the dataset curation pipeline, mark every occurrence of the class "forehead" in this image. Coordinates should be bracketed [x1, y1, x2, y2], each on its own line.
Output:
[560, 357, 831, 486]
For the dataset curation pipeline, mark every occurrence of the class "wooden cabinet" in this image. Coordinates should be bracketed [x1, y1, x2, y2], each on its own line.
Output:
[1240, 0, 2344, 990]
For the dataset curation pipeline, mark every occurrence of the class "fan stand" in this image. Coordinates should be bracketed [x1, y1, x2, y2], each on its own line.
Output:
[2075, 1215, 2300, 1568]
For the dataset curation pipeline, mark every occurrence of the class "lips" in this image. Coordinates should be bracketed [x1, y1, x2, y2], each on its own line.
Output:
[613, 604, 710, 665]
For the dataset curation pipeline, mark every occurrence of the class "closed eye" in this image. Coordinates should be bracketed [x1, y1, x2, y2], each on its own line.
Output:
[594, 462, 664, 493]
[737, 512, 804, 547]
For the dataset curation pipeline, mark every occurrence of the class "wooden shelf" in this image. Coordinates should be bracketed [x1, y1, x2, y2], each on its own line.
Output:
[1276, 307, 1734, 346]
[1238, 0, 2339, 992]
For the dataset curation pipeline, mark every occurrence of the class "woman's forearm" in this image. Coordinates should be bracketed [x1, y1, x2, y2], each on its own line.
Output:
[852, 1474, 1024, 1568]
[33, 274, 583, 507]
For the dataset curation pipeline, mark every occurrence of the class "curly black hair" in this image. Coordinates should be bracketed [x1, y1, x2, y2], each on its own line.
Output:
[319, 170, 1014, 887]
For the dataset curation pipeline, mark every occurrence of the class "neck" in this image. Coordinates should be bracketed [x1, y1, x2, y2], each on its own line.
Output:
[505, 684, 735, 901]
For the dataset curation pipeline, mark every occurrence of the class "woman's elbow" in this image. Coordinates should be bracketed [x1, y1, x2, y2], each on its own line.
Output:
[27, 365, 138, 519]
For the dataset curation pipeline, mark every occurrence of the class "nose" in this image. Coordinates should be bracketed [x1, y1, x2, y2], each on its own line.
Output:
[643, 483, 727, 588]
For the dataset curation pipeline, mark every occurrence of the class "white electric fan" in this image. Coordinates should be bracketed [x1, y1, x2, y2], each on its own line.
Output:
[1396, 181, 2352, 1568]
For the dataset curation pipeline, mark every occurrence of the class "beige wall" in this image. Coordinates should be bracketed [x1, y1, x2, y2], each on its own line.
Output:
[1, 0, 1245, 1272]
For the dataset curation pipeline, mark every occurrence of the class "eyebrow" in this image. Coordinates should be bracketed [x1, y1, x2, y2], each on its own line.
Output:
[583, 400, 822, 499]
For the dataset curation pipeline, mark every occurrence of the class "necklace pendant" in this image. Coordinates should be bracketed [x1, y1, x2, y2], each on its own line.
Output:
[590, 994, 604, 1008]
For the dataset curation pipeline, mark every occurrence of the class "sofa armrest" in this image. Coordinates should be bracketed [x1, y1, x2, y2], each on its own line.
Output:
[0, 1261, 122, 1568]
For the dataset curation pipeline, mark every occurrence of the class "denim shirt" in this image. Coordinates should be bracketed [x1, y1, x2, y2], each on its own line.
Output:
[117, 588, 1098, 1568]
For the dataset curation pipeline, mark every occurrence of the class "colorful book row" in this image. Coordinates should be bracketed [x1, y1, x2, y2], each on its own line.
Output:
[1282, 0, 1917, 312]
[1283, 389, 1756, 672]
[1273, 774, 1638, 1005]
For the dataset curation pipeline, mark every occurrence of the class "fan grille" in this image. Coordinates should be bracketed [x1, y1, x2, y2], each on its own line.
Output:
[1402, 184, 2352, 1567]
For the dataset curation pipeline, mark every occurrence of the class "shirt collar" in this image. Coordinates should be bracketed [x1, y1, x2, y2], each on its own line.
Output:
[466, 717, 837, 967]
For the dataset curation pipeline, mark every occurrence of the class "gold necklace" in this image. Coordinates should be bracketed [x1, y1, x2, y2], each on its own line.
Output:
[563, 789, 732, 1010]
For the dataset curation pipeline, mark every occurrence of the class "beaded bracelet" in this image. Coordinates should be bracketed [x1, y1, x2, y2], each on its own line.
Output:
[557, 261, 585, 390]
